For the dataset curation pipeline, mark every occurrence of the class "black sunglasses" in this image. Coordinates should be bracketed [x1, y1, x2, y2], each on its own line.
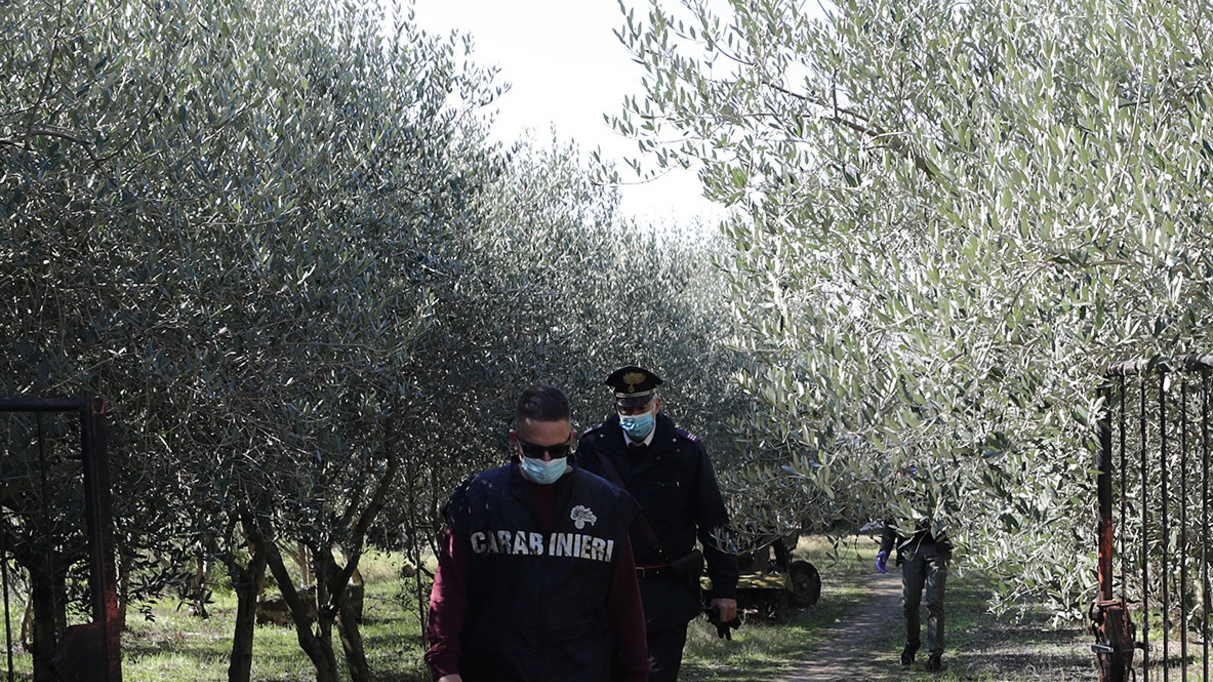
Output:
[516, 436, 574, 460]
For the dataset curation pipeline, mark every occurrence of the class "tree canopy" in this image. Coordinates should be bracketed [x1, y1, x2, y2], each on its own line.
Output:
[2, 0, 746, 675]
[612, 0, 1213, 615]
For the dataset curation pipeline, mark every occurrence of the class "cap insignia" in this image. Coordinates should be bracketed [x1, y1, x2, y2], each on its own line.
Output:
[623, 371, 647, 393]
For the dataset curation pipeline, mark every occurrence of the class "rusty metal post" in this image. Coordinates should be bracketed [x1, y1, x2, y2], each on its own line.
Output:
[1092, 380, 1135, 682]
[50, 398, 122, 682]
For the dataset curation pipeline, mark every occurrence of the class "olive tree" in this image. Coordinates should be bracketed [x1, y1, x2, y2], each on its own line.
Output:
[379, 133, 753, 555]
[611, 0, 1213, 616]
[3, 0, 500, 678]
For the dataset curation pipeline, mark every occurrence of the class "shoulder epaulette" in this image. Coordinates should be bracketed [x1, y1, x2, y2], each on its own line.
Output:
[675, 427, 700, 443]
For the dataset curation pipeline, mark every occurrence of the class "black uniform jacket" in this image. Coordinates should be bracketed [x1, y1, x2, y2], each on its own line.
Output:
[576, 412, 739, 631]
[445, 463, 640, 682]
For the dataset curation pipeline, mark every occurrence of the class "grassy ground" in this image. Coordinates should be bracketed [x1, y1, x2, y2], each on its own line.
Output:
[6, 538, 1108, 681]
[874, 575, 1095, 682]
[679, 534, 878, 681]
[120, 550, 432, 682]
[117, 536, 879, 681]
[681, 535, 1099, 682]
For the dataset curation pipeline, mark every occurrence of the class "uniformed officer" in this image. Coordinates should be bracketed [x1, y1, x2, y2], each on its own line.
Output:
[425, 385, 649, 682]
[876, 516, 951, 673]
[576, 366, 739, 682]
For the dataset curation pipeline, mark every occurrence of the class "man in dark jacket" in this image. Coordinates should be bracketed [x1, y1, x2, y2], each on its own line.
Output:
[877, 516, 951, 673]
[577, 366, 739, 682]
[425, 385, 649, 682]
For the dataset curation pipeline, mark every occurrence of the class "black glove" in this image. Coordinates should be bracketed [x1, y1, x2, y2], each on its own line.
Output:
[706, 603, 741, 640]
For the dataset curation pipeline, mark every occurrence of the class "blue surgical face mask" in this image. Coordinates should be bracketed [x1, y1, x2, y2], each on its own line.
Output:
[619, 410, 655, 440]
[521, 455, 569, 485]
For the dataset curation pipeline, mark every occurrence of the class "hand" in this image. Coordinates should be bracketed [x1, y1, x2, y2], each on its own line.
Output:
[876, 551, 889, 574]
[706, 599, 741, 640]
[710, 597, 737, 624]
[437, 676, 463, 682]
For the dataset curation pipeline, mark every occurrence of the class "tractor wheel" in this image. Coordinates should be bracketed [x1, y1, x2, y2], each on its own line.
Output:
[789, 560, 821, 607]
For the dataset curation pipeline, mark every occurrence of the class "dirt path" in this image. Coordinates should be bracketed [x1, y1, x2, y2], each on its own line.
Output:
[773, 570, 1097, 682]
[777, 572, 905, 682]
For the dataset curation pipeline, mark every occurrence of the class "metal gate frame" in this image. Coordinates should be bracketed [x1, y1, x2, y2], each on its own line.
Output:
[0, 398, 121, 682]
[1094, 354, 1213, 682]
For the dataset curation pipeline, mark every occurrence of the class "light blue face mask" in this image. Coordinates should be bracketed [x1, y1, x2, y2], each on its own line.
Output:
[619, 410, 655, 440]
[521, 456, 569, 485]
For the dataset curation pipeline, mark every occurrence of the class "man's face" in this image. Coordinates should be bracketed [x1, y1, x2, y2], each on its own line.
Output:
[617, 396, 660, 418]
[511, 419, 575, 461]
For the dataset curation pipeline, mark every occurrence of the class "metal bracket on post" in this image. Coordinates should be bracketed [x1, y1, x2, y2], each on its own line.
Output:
[1091, 598, 1135, 682]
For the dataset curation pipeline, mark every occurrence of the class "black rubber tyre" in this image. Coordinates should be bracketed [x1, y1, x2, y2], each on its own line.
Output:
[788, 559, 821, 607]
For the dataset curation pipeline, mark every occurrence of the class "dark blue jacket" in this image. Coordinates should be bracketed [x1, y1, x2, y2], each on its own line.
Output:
[576, 412, 739, 631]
[445, 464, 638, 681]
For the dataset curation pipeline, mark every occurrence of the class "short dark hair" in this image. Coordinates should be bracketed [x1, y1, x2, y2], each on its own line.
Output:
[515, 385, 571, 427]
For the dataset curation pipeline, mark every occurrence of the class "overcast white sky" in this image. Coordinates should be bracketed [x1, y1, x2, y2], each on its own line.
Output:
[410, 0, 728, 229]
